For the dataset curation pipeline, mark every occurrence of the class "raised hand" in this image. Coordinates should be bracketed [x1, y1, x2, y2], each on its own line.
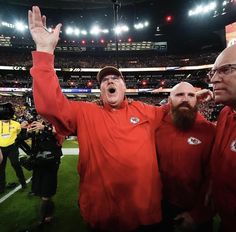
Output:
[28, 6, 62, 54]
[196, 89, 214, 102]
[174, 212, 196, 232]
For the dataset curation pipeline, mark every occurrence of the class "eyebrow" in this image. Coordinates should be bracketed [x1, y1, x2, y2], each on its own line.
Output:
[175, 92, 196, 96]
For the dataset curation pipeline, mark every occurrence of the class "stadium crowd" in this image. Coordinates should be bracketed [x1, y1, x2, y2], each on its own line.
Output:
[0, 49, 218, 68]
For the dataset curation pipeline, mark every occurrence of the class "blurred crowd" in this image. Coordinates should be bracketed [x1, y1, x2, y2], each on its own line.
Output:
[0, 50, 218, 68]
[0, 95, 222, 122]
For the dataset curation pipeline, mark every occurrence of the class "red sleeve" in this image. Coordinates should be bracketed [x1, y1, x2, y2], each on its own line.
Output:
[30, 51, 78, 136]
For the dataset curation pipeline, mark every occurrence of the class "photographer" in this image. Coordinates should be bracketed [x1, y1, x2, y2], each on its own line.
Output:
[23, 118, 63, 226]
[0, 103, 26, 194]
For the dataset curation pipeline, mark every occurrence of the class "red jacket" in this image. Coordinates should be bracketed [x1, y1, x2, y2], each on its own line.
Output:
[211, 106, 236, 232]
[156, 112, 215, 223]
[30, 51, 164, 231]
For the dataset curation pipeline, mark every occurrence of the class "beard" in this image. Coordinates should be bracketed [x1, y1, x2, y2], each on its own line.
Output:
[171, 102, 198, 131]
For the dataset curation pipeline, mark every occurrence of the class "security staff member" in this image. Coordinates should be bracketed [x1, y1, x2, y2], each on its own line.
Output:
[0, 104, 26, 194]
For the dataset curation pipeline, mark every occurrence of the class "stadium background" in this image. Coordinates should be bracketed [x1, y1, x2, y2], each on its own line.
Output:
[0, 0, 235, 231]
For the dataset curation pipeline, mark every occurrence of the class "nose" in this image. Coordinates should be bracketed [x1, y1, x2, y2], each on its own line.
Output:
[210, 72, 221, 83]
[107, 77, 114, 84]
[181, 94, 188, 102]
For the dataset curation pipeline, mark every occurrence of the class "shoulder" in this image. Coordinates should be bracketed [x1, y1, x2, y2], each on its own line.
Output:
[219, 106, 231, 115]
[70, 100, 99, 109]
[196, 114, 216, 135]
[11, 120, 20, 126]
[131, 100, 165, 112]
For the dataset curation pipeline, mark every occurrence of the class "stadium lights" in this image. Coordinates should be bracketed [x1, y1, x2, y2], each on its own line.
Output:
[1, 21, 14, 29]
[89, 26, 108, 36]
[81, 30, 87, 35]
[188, 2, 217, 16]
[65, 27, 74, 35]
[15, 22, 28, 32]
[90, 25, 101, 35]
[222, 0, 228, 6]
[114, 24, 129, 35]
[74, 28, 80, 36]
[134, 21, 149, 30]
[65, 27, 88, 37]
[165, 15, 173, 23]
[102, 29, 109, 34]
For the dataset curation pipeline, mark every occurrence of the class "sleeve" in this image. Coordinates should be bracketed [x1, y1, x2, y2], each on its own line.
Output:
[136, 102, 168, 130]
[30, 51, 78, 136]
[53, 126, 65, 146]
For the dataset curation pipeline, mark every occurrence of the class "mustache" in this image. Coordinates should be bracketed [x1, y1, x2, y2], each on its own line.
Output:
[177, 102, 192, 109]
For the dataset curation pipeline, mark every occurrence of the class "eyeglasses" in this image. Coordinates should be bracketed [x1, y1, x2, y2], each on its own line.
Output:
[207, 64, 236, 79]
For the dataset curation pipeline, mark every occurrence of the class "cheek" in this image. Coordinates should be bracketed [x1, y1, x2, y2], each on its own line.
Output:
[172, 99, 180, 106]
[100, 85, 106, 94]
[229, 80, 236, 92]
[190, 99, 197, 107]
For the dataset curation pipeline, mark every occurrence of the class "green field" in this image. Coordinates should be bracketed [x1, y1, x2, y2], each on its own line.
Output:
[0, 139, 87, 232]
[0, 139, 220, 232]
[0, 155, 88, 232]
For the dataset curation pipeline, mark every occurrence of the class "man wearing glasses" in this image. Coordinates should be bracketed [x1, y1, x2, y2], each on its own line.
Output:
[208, 44, 236, 232]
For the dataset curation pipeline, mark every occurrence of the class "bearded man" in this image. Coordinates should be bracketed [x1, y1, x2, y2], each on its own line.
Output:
[156, 82, 215, 232]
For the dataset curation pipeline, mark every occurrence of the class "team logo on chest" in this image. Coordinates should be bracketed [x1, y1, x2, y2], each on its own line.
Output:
[230, 140, 236, 152]
[130, 117, 140, 124]
[187, 137, 202, 145]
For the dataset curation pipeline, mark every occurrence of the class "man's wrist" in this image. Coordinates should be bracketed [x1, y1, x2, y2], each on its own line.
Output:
[36, 46, 54, 54]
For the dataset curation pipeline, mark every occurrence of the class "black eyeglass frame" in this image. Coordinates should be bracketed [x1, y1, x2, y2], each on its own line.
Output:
[207, 64, 236, 79]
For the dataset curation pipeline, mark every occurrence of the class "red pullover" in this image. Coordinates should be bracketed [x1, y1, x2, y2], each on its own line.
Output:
[30, 51, 164, 231]
[211, 106, 236, 232]
[156, 112, 215, 223]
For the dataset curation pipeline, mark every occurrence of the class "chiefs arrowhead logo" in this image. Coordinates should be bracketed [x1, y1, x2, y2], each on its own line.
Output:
[130, 117, 140, 124]
[187, 137, 202, 145]
[230, 140, 236, 152]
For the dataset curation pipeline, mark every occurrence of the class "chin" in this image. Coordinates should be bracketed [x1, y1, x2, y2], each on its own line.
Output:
[214, 96, 227, 105]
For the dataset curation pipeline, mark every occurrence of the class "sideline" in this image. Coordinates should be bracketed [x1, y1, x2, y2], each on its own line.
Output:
[0, 178, 31, 204]
[0, 151, 79, 204]
[61, 148, 79, 155]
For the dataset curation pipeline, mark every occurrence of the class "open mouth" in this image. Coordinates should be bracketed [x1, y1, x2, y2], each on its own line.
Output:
[108, 87, 116, 94]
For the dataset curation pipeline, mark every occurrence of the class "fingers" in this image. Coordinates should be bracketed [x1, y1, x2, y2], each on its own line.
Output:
[28, 10, 33, 30]
[33, 6, 42, 27]
[28, 6, 43, 30]
[42, 15, 46, 27]
[54, 23, 62, 38]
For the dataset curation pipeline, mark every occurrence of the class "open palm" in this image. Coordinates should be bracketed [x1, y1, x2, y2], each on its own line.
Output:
[28, 6, 61, 54]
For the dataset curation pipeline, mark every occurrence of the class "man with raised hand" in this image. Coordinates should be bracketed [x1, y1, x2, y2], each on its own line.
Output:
[28, 6, 164, 232]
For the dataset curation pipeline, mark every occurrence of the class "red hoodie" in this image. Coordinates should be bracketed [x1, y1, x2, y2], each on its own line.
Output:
[156, 112, 215, 223]
[211, 106, 236, 232]
[30, 51, 165, 231]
